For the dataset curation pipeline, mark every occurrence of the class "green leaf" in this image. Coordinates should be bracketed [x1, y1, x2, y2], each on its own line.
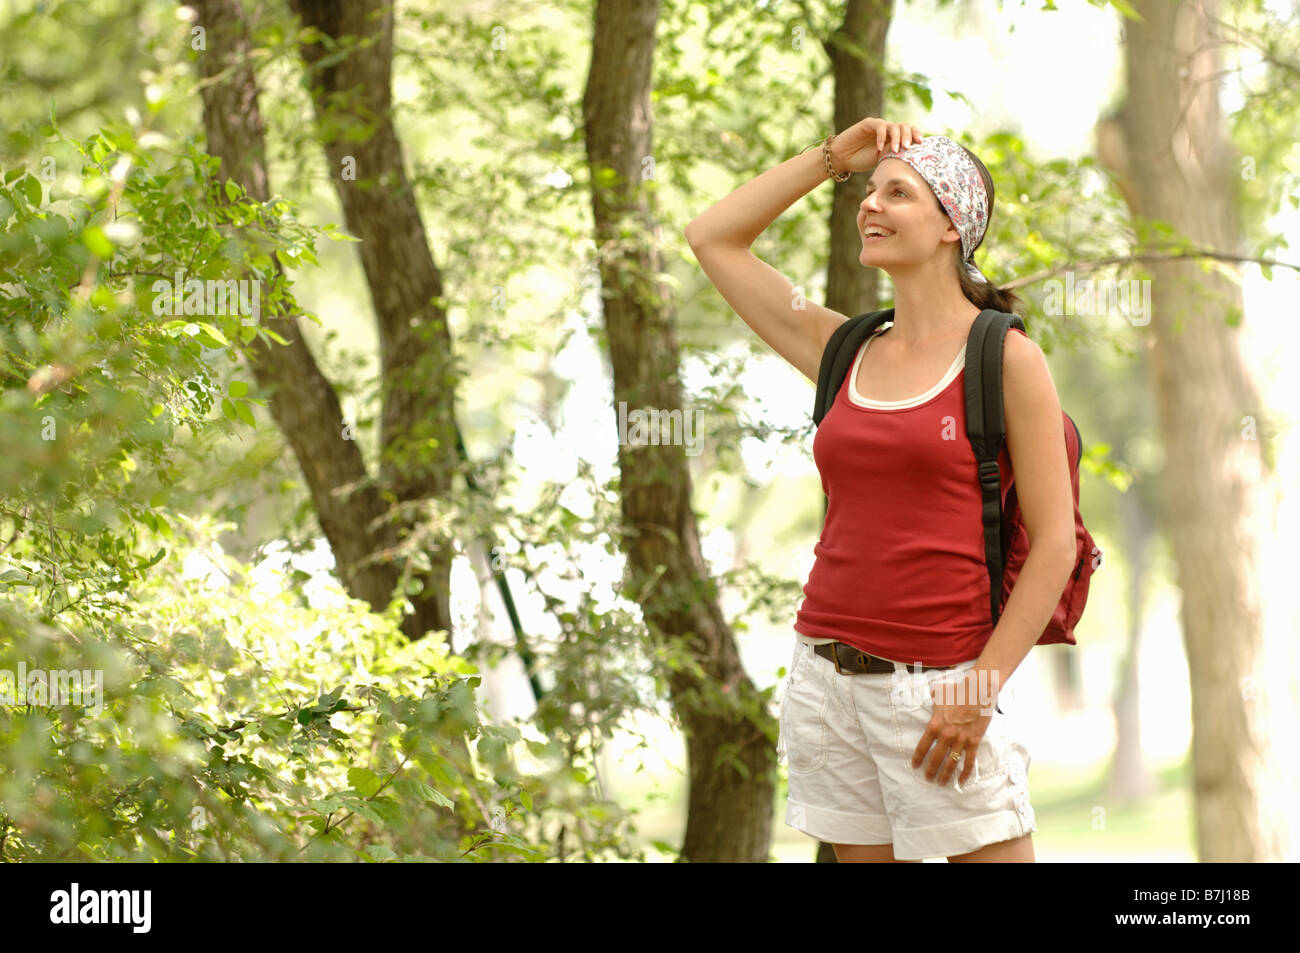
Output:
[347, 767, 382, 799]
[234, 400, 255, 427]
[351, 802, 383, 824]
[227, 380, 248, 398]
[422, 785, 454, 810]
[477, 841, 538, 858]
[20, 174, 42, 206]
[221, 398, 237, 421]
[427, 756, 456, 787]
[370, 796, 402, 825]
[261, 715, 294, 740]
[81, 225, 113, 258]
[199, 323, 229, 345]
[225, 179, 242, 202]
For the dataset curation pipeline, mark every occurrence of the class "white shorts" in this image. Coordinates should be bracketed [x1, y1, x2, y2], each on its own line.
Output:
[777, 637, 1037, 861]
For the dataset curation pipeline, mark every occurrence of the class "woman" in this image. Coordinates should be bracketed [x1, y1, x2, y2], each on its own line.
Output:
[684, 118, 1078, 863]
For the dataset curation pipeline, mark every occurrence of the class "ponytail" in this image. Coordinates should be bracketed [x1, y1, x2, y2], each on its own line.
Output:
[958, 259, 1023, 315]
[955, 144, 1023, 316]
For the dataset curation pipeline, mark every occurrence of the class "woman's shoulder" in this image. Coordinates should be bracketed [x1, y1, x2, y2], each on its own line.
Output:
[1001, 329, 1054, 405]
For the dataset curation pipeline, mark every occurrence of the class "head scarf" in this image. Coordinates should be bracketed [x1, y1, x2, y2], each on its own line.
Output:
[876, 135, 990, 284]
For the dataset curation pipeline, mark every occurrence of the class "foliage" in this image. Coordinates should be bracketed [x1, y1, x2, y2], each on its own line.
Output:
[0, 511, 636, 861]
[8, 0, 1289, 866]
[0, 124, 638, 861]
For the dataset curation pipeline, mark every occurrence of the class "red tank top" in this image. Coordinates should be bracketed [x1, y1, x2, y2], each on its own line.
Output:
[793, 325, 1019, 666]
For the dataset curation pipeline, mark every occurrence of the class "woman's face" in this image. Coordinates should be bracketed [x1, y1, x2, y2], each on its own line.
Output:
[856, 158, 962, 272]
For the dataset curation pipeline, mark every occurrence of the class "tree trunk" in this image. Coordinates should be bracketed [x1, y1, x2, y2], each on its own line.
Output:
[189, 0, 432, 638]
[188, 0, 475, 848]
[824, 0, 894, 317]
[286, 0, 459, 643]
[1051, 643, 1083, 712]
[1100, 0, 1288, 860]
[583, 0, 775, 862]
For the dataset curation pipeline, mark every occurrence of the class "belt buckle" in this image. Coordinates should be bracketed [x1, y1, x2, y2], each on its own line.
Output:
[831, 643, 875, 674]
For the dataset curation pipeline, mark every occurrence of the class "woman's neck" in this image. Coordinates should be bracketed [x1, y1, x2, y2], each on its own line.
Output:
[887, 281, 980, 348]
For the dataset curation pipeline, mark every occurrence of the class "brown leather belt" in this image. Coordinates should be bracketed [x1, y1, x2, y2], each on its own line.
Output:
[813, 641, 955, 675]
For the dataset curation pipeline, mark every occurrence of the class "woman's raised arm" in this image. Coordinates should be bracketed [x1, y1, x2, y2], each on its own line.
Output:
[684, 120, 923, 383]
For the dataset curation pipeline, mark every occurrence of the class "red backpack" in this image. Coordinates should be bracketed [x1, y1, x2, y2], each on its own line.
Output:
[813, 308, 1101, 645]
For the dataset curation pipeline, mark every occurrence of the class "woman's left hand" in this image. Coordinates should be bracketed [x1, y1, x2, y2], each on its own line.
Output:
[912, 669, 996, 786]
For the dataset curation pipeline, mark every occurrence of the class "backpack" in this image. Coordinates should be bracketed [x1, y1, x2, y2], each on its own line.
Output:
[812, 307, 1102, 646]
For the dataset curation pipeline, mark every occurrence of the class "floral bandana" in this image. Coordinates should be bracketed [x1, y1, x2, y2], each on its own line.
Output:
[876, 135, 989, 284]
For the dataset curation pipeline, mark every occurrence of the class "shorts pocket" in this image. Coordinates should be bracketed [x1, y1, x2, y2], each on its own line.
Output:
[781, 645, 830, 774]
[777, 642, 804, 767]
[890, 670, 1007, 790]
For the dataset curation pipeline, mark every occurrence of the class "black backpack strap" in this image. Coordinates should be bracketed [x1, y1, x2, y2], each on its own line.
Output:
[812, 308, 893, 427]
[815, 308, 892, 522]
[964, 309, 1026, 627]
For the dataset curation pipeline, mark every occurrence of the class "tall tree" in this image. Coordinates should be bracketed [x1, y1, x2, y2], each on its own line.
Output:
[283, 0, 461, 643]
[188, 0, 485, 847]
[824, 0, 895, 321]
[583, 0, 775, 862]
[1099, 0, 1289, 860]
[188, 0, 453, 643]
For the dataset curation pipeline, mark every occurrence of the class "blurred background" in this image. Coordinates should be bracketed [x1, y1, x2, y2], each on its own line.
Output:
[1, 0, 1296, 862]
